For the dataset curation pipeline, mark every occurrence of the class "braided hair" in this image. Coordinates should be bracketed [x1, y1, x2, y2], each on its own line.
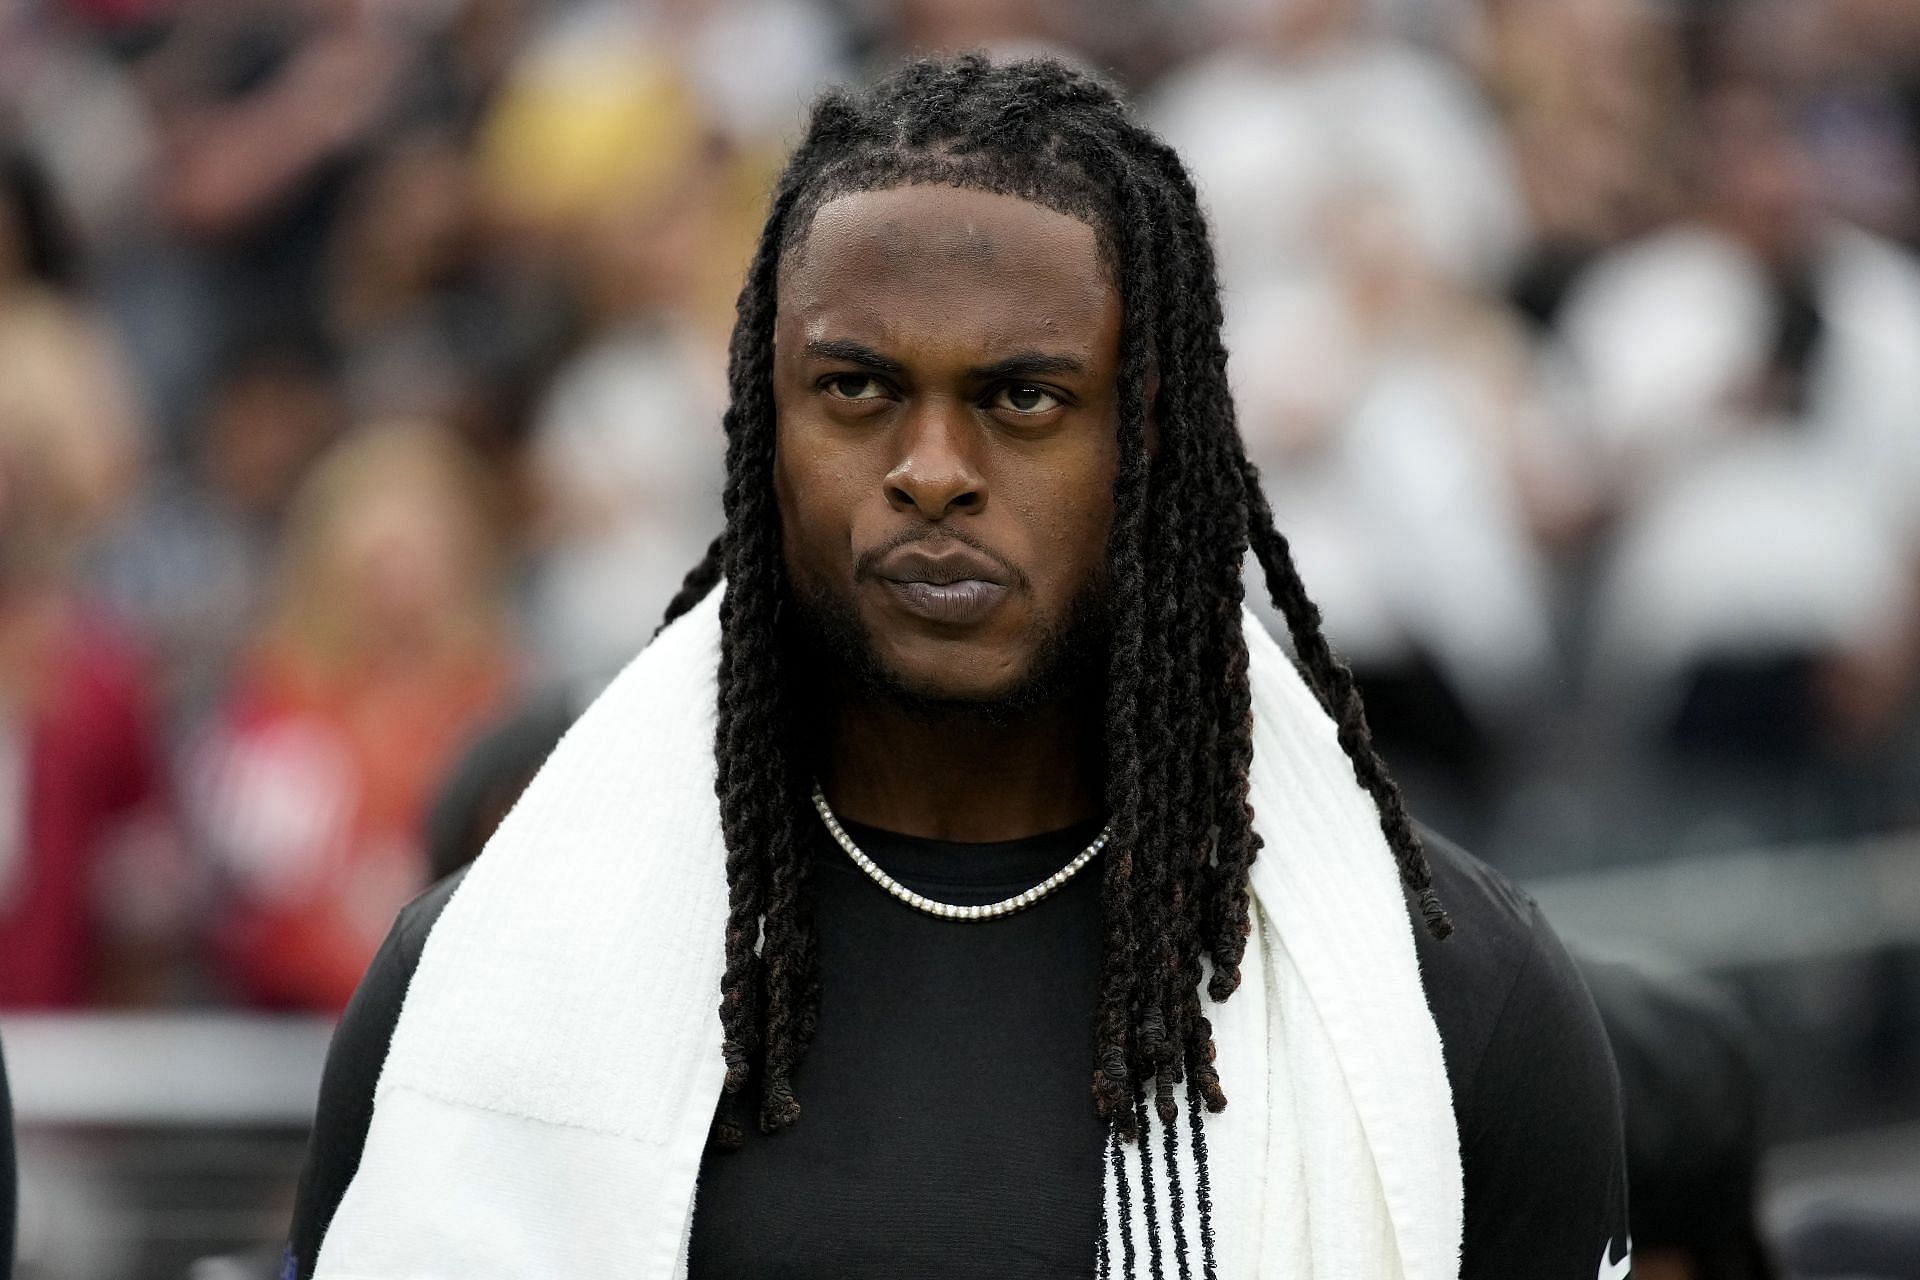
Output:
[660, 53, 1450, 1171]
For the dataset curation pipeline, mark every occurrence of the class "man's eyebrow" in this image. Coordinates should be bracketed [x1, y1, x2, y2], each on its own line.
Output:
[803, 339, 905, 373]
[801, 341, 1087, 381]
[971, 352, 1087, 380]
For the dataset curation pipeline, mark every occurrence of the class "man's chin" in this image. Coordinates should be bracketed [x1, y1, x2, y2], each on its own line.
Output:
[872, 660, 1037, 713]
[787, 579, 1106, 721]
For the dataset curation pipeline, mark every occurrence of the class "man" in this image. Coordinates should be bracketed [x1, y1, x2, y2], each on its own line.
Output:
[290, 56, 1627, 1279]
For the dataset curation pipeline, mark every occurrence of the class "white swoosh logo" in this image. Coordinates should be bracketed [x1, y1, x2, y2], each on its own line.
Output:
[1597, 1236, 1632, 1280]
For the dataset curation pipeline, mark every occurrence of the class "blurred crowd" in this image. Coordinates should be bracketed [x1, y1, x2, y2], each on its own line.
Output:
[1, 0, 1919, 1024]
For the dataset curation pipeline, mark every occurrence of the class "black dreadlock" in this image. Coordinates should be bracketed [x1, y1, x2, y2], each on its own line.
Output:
[660, 51, 1450, 1169]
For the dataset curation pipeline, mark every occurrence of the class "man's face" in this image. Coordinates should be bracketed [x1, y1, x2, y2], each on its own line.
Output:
[773, 184, 1124, 708]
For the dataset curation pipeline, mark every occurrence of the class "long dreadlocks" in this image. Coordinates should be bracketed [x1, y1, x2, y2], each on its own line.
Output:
[659, 54, 1451, 1157]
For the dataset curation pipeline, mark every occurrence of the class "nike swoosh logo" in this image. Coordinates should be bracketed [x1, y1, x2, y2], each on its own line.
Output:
[1597, 1236, 1632, 1280]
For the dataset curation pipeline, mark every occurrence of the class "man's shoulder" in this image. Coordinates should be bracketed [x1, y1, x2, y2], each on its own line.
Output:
[390, 866, 471, 975]
[1407, 826, 1610, 1111]
[1411, 825, 1551, 979]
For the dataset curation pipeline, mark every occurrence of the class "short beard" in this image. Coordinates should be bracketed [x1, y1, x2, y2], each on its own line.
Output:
[785, 573, 1110, 728]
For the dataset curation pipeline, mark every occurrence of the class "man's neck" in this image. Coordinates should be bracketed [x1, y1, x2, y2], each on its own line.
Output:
[819, 693, 1103, 843]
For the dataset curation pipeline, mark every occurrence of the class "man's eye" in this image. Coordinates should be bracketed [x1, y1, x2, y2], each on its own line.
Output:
[994, 385, 1062, 414]
[823, 374, 886, 401]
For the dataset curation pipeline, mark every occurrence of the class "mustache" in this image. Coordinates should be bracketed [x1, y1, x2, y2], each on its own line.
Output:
[852, 527, 1031, 591]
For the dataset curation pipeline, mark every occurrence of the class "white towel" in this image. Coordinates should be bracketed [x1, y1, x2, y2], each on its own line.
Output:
[316, 586, 1461, 1279]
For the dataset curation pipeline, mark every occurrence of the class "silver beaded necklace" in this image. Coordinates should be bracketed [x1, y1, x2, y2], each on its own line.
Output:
[809, 784, 1111, 922]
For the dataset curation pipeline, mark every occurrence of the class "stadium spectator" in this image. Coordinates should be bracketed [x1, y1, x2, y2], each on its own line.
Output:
[1563, 78, 1920, 788]
[93, 339, 344, 728]
[0, 151, 177, 1007]
[0, 147, 143, 546]
[1483, 0, 1689, 327]
[191, 423, 517, 1011]
[522, 151, 735, 688]
[128, 0, 482, 438]
[0, 436, 177, 1008]
[1151, 0, 1529, 294]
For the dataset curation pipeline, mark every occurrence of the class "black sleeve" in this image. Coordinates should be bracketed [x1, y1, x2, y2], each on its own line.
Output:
[1456, 903, 1631, 1280]
[286, 871, 464, 1278]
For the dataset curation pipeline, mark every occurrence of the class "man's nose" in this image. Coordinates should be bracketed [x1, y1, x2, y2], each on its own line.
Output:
[884, 398, 985, 520]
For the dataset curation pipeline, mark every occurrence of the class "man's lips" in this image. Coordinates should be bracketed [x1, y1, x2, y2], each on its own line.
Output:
[879, 578, 1008, 624]
[868, 543, 1012, 588]
[867, 543, 1013, 625]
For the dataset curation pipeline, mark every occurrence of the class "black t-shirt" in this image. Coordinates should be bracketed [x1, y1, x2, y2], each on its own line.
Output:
[287, 824, 1629, 1278]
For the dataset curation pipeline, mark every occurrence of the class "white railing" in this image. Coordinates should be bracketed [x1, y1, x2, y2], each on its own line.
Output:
[1528, 829, 1920, 970]
[2, 1013, 333, 1126]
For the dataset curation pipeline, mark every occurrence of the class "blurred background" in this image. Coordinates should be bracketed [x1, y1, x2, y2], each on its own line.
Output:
[1, 0, 1918, 1275]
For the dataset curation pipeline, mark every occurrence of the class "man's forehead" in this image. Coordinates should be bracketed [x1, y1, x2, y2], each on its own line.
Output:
[783, 185, 1106, 283]
[776, 185, 1117, 354]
